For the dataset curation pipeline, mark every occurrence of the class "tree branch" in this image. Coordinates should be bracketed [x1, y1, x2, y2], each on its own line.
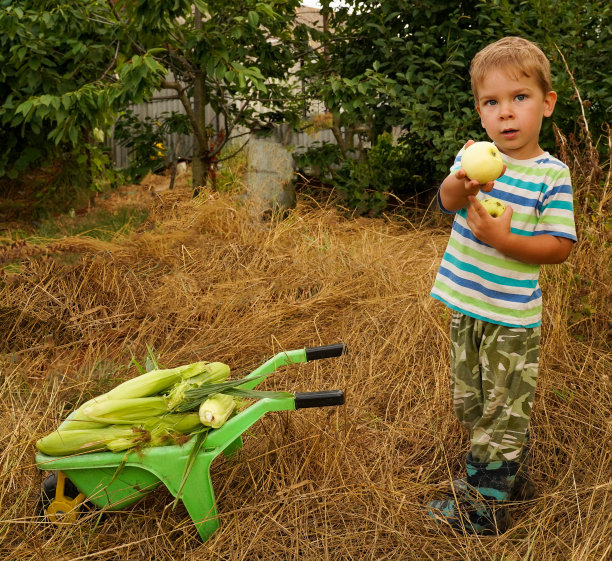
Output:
[161, 79, 206, 151]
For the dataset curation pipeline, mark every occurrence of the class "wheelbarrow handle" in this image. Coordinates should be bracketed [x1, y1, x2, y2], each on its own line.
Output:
[294, 390, 345, 409]
[305, 343, 348, 361]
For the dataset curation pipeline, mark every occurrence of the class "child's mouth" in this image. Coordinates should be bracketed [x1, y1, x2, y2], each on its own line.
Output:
[502, 129, 518, 139]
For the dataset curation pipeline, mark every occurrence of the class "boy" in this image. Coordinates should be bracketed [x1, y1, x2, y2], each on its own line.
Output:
[427, 37, 577, 534]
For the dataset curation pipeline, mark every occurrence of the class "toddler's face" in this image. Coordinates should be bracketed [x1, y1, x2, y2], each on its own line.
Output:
[475, 67, 556, 160]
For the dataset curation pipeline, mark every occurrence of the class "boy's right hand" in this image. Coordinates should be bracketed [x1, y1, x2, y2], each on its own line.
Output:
[456, 139, 505, 196]
[453, 167, 495, 196]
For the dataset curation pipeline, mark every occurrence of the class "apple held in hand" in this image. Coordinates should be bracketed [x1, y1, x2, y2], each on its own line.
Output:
[461, 141, 504, 184]
[480, 197, 506, 217]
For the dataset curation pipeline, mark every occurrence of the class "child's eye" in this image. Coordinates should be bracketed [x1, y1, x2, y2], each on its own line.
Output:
[516, 94, 526, 101]
[484, 99, 497, 106]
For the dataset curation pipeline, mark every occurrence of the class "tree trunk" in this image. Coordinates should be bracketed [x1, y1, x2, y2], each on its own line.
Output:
[192, 7, 209, 196]
[191, 68, 208, 194]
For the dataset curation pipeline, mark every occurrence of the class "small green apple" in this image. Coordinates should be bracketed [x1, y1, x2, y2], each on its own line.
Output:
[480, 197, 506, 217]
[461, 141, 504, 184]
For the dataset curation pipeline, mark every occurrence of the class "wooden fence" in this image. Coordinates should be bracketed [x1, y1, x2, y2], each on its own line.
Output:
[110, 90, 336, 170]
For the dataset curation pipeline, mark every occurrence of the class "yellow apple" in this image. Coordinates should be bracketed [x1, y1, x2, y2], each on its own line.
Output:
[461, 141, 504, 184]
[480, 197, 506, 217]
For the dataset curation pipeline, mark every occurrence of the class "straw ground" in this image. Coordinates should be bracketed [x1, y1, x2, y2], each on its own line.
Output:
[0, 152, 610, 560]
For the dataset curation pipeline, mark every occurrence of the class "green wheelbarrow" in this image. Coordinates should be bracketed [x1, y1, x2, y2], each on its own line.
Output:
[35, 343, 347, 541]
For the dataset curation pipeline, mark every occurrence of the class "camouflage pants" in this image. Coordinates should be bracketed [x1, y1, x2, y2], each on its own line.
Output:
[449, 311, 541, 463]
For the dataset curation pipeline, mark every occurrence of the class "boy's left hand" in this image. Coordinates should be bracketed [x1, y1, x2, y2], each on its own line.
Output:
[466, 195, 513, 249]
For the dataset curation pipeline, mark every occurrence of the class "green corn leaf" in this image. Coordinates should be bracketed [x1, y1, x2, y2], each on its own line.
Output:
[172, 428, 209, 509]
[221, 388, 293, 400]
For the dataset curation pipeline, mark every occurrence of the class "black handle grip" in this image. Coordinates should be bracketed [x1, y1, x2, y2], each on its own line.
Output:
[294, 390, 345, 409]
[304, 343, 348, 361]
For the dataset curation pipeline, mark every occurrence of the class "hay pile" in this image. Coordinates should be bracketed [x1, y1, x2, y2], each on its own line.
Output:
[0, 181, 610, 560]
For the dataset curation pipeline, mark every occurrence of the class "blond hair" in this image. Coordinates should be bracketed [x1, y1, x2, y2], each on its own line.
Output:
[470, 37, 552, 102]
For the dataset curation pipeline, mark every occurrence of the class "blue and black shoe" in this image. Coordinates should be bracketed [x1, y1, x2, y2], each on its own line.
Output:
[426, 453, 519, 535]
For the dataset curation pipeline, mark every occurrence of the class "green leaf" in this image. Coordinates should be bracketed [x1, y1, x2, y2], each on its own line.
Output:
[173, 429, 210, 509]
[146, 47, 167, 56]
[193, 0, 209, 14]
[247, 11, 259, 28]
[68, 125, 78, 145]
[256, 3, 278, 20]
[15, 99, 33, 117]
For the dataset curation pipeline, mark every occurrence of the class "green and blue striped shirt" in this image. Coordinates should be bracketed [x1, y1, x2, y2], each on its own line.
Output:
[431, 149, 577, 328]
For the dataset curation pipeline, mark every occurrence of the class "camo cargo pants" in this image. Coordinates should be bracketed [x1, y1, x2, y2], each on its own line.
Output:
[449, 311, 541, 463]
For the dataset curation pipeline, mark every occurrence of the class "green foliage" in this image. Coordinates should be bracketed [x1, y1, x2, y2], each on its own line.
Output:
[305, 0, 482, 182]
[302, 0, 611, 213]
[293, 142, 344, 182]
[156, 0, 306, 188]
[213, 143, 248, 193]
[3, 142, 116, 220]
[0, 0, 166, 182]
[0, 0, 310, 197]
[1, 0, 609, 214]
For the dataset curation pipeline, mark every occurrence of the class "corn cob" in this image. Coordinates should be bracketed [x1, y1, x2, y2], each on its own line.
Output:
[36, 413, 204, 456]
[104, 361, 217, 400]
[78, 396, 170, 425]
[198, 394, 237, 429]
[60, 362, 229, 430]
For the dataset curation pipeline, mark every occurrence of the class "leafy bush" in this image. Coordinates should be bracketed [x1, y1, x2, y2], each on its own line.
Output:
[293, 141, 344, 183]
[334, 133, 436, 215]
[295, 133, 437, 216]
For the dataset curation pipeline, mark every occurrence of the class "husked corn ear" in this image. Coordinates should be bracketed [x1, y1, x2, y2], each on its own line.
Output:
[105, 361, 213, 400]
[198, 394, 237, 429]
[166, 363, 230, 409]
[79, 396, 169, 424]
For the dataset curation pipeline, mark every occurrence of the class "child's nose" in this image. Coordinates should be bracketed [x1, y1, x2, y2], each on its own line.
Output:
[499, 102, 514, 119]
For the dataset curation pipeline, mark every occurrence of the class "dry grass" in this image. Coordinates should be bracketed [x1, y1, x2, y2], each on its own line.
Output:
[0, 158, 610, 560]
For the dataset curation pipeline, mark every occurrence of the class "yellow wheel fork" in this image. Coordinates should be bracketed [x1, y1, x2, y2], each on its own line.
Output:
[45, 471, 85, 523]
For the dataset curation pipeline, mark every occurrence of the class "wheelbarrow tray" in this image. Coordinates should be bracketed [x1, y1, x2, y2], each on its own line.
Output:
[35, 344, 346, 541]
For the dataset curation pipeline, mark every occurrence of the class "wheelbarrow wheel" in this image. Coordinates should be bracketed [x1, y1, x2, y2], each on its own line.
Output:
[37, 470, 87, 523]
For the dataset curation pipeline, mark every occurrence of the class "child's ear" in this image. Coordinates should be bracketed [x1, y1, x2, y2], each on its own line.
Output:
[543, 91, 557, 117]
[475, 105, 484, 126]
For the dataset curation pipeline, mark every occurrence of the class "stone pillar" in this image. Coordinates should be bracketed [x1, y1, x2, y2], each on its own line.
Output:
[244, 138, 296, 218]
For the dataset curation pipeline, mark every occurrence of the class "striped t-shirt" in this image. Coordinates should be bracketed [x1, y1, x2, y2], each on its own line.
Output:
[430, 148, 577, 328]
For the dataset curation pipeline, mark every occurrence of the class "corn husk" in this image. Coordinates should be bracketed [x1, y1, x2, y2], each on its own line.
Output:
[36, 426, 139, 456]
[105, 361, 213, 399]
[60, 361, 225, 431]
[36, 413, 204, 456]
[78, 396, 170, 425]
